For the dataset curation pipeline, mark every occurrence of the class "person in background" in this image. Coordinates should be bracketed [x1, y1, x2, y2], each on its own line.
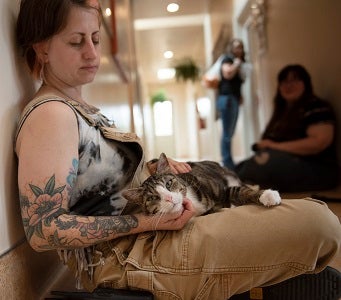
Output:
[15, 1, 341, 299]
[203, 38, 246, 170]
[236, 64, 339, 192]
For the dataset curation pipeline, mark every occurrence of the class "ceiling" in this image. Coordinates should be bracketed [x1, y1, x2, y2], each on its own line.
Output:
[131, 0, 232, 84]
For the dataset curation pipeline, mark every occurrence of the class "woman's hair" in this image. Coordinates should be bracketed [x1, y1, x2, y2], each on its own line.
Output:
[276, 64, 313, 99]
[262, 64, 315, 139]
[16, 0, 101, 78]
[227, 38, 246, 62]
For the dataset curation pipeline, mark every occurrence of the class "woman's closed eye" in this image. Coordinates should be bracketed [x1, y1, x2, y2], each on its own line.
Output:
[69, 33, 100, 48]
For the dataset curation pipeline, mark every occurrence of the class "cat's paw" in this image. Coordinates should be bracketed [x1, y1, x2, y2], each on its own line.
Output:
[259, 189, 281, 207]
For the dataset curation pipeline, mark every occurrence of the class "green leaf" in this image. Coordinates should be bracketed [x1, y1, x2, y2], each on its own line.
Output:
[44, 175, 56, 195]
[173, 57, 200, 82]
[29, 184, 44, 197]
[22, 218, 29, 227]
[150, 89, 168, 105]
[53, 186, 66, 195]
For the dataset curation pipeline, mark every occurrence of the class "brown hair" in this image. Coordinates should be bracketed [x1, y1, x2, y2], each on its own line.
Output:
[227, 38, 245, 62]
[16, 0, 101, 78]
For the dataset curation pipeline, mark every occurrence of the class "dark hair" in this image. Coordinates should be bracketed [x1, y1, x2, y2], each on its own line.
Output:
[16, 0, 101, 78]
[277, 64, 313, 99]
[262, 64, 315, 139]
[227, 38, 246, 62]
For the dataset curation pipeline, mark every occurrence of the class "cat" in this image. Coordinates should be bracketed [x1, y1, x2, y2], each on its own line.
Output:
[122, 153, 281, 216]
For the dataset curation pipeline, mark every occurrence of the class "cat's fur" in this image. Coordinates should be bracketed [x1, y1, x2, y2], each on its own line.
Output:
[122, 153, 281, 216]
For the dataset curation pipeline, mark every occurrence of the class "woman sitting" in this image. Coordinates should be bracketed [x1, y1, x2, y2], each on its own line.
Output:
[236, 64, 338, 192]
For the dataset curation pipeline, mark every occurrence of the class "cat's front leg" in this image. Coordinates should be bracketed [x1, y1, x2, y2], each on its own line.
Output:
[259, 189, 281, 207]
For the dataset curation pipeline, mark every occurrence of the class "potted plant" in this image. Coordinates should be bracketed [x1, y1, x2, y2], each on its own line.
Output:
[173, 57, 200, 82]
[150, 89, 168, 105]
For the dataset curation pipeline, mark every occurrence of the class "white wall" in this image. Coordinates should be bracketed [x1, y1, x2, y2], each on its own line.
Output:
[0, 0, 35, 256]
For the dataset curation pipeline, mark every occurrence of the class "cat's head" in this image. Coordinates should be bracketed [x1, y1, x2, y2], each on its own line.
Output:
[122, 153, 187, 215]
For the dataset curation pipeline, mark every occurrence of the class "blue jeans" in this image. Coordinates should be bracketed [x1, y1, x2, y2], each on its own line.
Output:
[216, 94, 239, 169]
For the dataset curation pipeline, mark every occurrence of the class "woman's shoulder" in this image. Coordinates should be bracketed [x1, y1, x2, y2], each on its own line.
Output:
[15, 95, 79, 144]
[304, 96, 334, 113]
[20, 94, 77, 117]
[303, 96, 336, 123]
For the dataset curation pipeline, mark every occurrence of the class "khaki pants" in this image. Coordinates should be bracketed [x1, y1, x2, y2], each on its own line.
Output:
[80, 198, 341, 300]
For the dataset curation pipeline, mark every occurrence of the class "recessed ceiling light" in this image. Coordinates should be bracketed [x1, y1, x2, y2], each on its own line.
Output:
[164, 51, 174, 59]
[167, 3, 179, 13]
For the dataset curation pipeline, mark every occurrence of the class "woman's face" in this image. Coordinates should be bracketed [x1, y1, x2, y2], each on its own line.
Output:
[231, 41, 244, 58]
[44, 5, 101, 87]
[278, 72, 305, 102]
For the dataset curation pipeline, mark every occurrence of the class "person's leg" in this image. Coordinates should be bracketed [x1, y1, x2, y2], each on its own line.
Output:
[93, 198, 341, 299]
[217, 95, 239, 170]
[236, 149, 338, 192]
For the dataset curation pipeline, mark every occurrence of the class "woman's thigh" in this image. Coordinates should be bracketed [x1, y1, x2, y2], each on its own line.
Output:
[100, 198, 341, 299]
[236, 150, 335, 191]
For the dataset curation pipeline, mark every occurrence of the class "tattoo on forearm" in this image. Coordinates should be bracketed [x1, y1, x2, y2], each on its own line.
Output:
[55, 214, 138, 240]
[20, 158, 138, 248]
[35, 215, 139, 249]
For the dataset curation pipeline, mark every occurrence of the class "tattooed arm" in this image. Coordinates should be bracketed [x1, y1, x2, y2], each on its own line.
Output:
[18, 172, 194, 251]
[16, 101, 194, 252]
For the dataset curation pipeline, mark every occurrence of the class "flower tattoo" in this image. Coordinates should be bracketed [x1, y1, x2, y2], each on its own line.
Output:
[21, 175, 67, 241]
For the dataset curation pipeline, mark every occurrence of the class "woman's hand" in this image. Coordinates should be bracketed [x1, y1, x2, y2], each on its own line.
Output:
[142, 198, 196, 231]
[257, 139, 277, 150]
[167, 157, 192, 174]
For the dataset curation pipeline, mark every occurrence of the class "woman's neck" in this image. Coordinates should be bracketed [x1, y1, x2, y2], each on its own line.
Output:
[37, 83, 98, 113]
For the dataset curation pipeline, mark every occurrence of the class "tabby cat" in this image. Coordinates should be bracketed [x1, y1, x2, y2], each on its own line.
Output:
[122, 153, 281, 216]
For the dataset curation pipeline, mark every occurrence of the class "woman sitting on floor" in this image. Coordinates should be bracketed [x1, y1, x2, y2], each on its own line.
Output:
[236, 64, 339, 192]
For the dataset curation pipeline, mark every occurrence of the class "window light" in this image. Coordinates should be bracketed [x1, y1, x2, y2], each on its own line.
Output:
[157, 68, 175, 80]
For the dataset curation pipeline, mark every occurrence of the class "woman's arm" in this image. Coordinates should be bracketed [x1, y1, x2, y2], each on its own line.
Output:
[221, 58, 242, 80]
[16, 102, 195, 252]
[147, 157, 191, 175]
[257, 123, 334, 155]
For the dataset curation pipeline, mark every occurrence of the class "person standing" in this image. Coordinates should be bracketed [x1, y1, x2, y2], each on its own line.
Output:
[204, 38, 246, 169]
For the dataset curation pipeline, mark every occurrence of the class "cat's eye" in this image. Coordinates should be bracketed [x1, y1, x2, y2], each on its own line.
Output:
[166, 179, 174, 190]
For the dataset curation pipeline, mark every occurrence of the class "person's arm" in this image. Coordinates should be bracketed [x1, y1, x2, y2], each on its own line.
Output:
[257, 123, 334, 155]
[221, 58, 242, 80]
[147, 157, 191, 175]
[16, 102, 195, 252]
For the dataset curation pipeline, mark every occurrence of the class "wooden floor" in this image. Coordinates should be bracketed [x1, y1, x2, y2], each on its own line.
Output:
[282, 185, 341, 273]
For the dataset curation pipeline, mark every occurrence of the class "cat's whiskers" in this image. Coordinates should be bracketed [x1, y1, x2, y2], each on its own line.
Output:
[151, 211, 166, 231]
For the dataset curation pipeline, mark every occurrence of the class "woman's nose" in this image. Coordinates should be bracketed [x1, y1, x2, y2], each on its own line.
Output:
[83, 41, 98, 60]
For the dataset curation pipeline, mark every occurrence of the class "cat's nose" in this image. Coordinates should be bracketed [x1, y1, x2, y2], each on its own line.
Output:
[165, 195, 173, 202]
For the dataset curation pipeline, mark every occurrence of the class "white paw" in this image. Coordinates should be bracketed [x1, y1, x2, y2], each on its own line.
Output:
[259, 189, 281, 207]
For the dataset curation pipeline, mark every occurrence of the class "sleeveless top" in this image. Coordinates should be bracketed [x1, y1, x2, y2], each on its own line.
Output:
[14, 95, 150, 287]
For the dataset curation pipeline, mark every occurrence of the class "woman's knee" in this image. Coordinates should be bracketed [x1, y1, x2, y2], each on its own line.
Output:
[287, 198, 341, 255]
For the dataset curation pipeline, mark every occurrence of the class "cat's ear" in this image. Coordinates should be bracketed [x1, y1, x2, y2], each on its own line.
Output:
[156, 152, 172, 174]
[122, 188, 144, 204]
